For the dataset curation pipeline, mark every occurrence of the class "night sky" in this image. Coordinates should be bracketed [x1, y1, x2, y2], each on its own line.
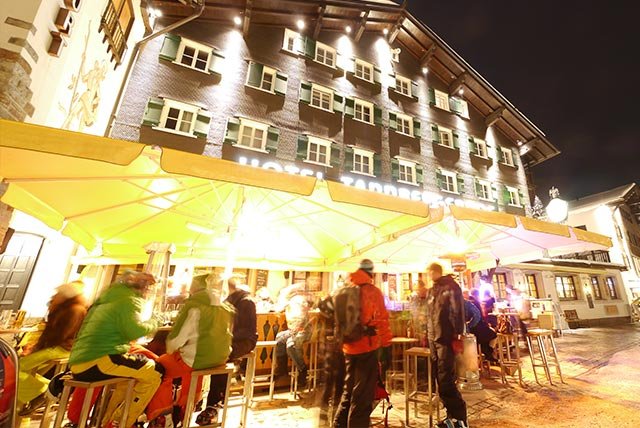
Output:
[407, 1, 640, 202]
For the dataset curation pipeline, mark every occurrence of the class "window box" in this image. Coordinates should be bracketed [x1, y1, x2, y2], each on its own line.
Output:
[223, 117, 279, 154]
[246, 62, 288, 96]
[142, 97, 211, 138]
[159, 34, 224, 76]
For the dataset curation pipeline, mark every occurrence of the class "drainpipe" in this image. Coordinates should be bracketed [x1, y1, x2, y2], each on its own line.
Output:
[105, 0, 206, 136]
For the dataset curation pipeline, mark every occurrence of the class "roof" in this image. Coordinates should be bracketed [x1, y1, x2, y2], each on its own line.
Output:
[569, 183, 638, 212]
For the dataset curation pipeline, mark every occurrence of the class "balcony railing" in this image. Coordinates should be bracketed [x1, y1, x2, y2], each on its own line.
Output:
[557, 250, 612, 263]
[100, 0, 127, 66]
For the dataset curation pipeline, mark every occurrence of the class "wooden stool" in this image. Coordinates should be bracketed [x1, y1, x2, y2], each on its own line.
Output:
[182, 363, 234, 428]
[526, 328, 564, 385]
[226, 351, 256, 428]
[252, 340, 277, 401]
[387, 337, 418, 392]
[52, 377, 136, 428]
[404, 347, 438, 428]
[38, 358, 69, 428]
[477, 344, 492, 379]
[496, 333, 523, 386]
[290, 319, 320, 398]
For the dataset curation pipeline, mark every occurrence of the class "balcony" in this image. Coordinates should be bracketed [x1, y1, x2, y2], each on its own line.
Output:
[99, 0, 128, 66]
[557, 250, 612, 263]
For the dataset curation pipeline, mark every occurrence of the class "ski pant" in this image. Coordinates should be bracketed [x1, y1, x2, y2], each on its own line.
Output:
[430, 342, 467, 422]
[275, 329, 309, 372]
[334, 349, 378, 428]
[206, 339, 256, 407]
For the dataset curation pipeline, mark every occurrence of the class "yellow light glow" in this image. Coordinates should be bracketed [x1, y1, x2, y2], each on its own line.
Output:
[383, 28, 389, 35]
[422, 67, 428, 74]
[296, 19, 305, 30]
[346, 26, 352, 34]
[233, 16, 242, 26]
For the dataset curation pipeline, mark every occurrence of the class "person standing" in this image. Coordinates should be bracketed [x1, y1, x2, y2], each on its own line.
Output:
[334, 259, 392, 428]
[409, 279, 429, 347]
[426, 263, 468, 428]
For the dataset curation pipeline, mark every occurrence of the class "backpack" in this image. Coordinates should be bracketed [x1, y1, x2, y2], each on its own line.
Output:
[332, 284, 364, 343]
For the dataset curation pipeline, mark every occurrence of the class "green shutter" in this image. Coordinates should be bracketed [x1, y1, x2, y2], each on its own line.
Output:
[389, 74, 397, 91]
[431, 124, 440, 143]
[453, 132, 460, 149]
[223, 117, 241, 144]
[330, 143, 341, 169]
[303, 36, 316, 59]
[142, 97, 164, 126]
[435, 168, 444, 189]
[265, 126, 279, 154]
[469, 137, 477, 155]
[374, 106, 383, 127]
[518, 190, 525, 206]
[299, 81, 312, 104]
[391, 158, 400, 181]
[492, 183, 499, 202]
[428, 88, 436, 105]
[193, 111, 212, 138]
[333, 93, 344, 114]
[274, 72, 288, 96]
[457, 174, 465, 194]
[416, 164, 424, 184]
[388, 112, 397, 131]
[497, 147, 505, 163]
[411, 81, 419, 101]
[344, 98, 355, 118]
[373, 154, 382, 177]
[413, 119, 421, 138]
[373, 66, 382, 85]
[159, 34, 180, 61]
[449, 97, 463, 114]
[247, 62, 263, 88]
[344, 146, 354, 172]
[474, 179, 482, 197]
[296, 135, 309, 160]
[502, 185, 511, 205]
[513, 152, 519, 170]
[208, 50, 224, 76]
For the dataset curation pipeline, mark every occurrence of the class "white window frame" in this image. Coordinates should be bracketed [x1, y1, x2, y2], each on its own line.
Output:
[354, 99, 374, 125]
[306, 136, 332, 167]
[315, 42, 336, 68]
[506, 186, 521, 207]
[283, 28, 302, 54]
[438, 126, 454, 148]
[246, 64, 277, 94]
[476, 179, 492, 201]
[155, 99, 200, 137]
[434, 89, 450, 111]
[398, 159, 417, 185]
[352, 147, 374, 176]
[459, 99, 470, 119]
[391, 48, 400, 63]
[175, 38, 212, 73]
[236, 118, 269, 153]
[396, 75, 412, 97]
[501, 147, 515, 166]
[441, 170, 457, 194]
[474, 139, 488, 158]
[310, 83, 334, 112]
[354, 59, 374, 83]
[396, 113, 413, 137]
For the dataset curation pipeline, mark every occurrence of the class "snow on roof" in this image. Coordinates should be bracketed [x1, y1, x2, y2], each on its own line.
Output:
[569, 183, 637, 212]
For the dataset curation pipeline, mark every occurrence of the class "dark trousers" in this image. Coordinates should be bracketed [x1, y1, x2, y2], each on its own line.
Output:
[206, 339, 256, 407]
[333, 350, 378, 428]
[430, 342, 467, 422]
[319, 339, 346, 426]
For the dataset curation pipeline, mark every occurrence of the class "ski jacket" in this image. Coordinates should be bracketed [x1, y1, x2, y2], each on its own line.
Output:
[426, 275, 465, 345]
[226, 288, 258, 347]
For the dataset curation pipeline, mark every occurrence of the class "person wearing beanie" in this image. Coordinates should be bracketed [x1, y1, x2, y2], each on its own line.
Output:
[334, 259, 392, 428]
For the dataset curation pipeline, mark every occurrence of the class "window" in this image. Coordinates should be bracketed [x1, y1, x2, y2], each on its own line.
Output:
[398, 160, 416, 185]
[315, 42, 336, 68]
[283, 28, 301, 53]
[471, 138, 488, 158]
[555, 276, 577, 300]
[352, 148, 374, 175]
[493, 273, 508, 300]
[439, 127, 454, 148]
[525, 274, 539, 298]
[605, 277, 619, 299]
[238, 119, 269, 151]
[396, 113, 413, 137]
[159, 34, 224, 76]
[440, 170, 457, 194]
[500, 147, 515, 166]
[507, 186, 521, 206]
[396, 75, 412, 97]
[354, 59, 373, 82]
[246, 63, 276, 92]
[156, 99, 200, 136]
[310, 84, 333, 111]
[590, 276, 603, 300]
[100, 0, 135, 65]
[434, 89, 450, 111]
[391, 48, 400, 63]
[476, 179, 492, 201]
[306, 136, 331, 166]
[354, 99, 373, 124]
[178, 40, 211, 72]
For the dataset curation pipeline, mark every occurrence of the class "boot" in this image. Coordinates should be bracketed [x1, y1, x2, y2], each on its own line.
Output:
[298, 368, 308, 389]
[274, 355, 289, 377]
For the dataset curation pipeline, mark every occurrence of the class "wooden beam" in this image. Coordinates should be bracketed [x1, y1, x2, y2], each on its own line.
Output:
[485, 105, 505, 127]
[388, 1, 407, 43]
[313, 4, 325, 39]
[419, 44, 437, 67]
[448, 72, 467, 96]
[242, 0, 252, 38]
[354, 10, 370, 42]
[519, 137, 540, 156]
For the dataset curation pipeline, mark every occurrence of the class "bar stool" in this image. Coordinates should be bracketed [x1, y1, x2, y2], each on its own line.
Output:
[404, 347, 438, 428]
[52, 377, 136, 428]
[226, 351, 256, 427]
[496, 332, 523, 386]
[252, 340, 278, 401]
[182, 363, 234, 428]
[525, 328, 564, 385]
[477, 344, 492, 379]
[38, 358, 69, 428]
[290, 319, 320, 398]
[387, 337, 418, 391]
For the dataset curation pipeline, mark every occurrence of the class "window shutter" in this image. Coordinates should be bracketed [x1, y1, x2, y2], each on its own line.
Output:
[431, 124, 440, 143]
[223, 117, 241, 144]
[413, 119, 421, 138]
[502, 186, 511, 204]
[428, 88, 436, 105]
[416, 164, 424, 184]
[344, 98, 355, 118]
[456, 174, 465, 194]
[142, 97, 164, 126]
[193, 111, 212, 138]
[449, 97, 462, 114]
[296, 135, 309, 160]
[469, 137, 477, 155]
[344, 146, 354, 172]
[388, 112, 397, 131]
[453, 132, 460, 149]
[512, 152, 519, 170]
[435, 168, 444, 189]
[374, 106, 383, 126]
[474, 179, 482, 197]
[333, 93, 344, 114]
[391, 158, 400, 181]
[492, 183, 499, 202]
[497, 147, 505, 163]
[373, 154, 382, 177]
[159, 34, 181, 61]
[373, 66, 382, 85]
[208, 50, 224, 75]
[389, 74, 397, 91]
[265, 126, 279, 154]
[302, 36, 316, 59]
[247, 62, 263, 88]
[274, 72, 288, 96]
[299, 81, 312, 104]
[330, 143, 341, 169]
[411, 81, 419, 101]
[518, 190, 525, 206]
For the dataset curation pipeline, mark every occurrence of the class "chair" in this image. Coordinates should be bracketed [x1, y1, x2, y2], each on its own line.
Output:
[496, 332, 523, 386]
[525, 328, 564, 385]
[225, 351, 256, 427]
[38, 358, 69, 428]
[387, 337, 418, 391]
[404, 347, 438, 428]
[182, 363, 234, 428]
[290, 317, 320, 398]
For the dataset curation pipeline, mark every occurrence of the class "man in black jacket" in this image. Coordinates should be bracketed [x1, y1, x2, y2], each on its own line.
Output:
[426, 263, 468, 428]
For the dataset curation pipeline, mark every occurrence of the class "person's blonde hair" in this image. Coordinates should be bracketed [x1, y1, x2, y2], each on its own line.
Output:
[427, 263, 443, 275]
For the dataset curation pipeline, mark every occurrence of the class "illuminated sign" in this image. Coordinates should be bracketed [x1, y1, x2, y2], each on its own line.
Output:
[238, 157, 324, 180]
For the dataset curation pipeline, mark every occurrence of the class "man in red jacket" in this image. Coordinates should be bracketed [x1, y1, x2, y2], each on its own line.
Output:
[334, 259, 392, 428]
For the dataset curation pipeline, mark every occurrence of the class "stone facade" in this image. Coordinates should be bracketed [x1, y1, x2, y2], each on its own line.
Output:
[0, 48, 34, 121]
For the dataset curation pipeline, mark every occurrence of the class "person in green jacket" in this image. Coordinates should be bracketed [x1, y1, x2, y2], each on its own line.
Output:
[68, 271, 161, 428]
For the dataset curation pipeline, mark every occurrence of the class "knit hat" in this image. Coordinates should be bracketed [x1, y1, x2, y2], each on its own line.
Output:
[359, 259, 374, 277]
[55, 281, 84, 300]
[190, 274, 211, 293]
